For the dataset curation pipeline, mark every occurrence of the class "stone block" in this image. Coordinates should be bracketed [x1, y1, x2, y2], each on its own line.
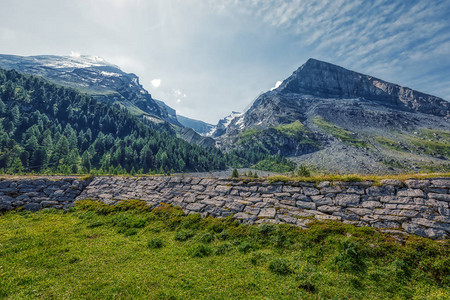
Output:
[361, 201, 383, 208]
[429, 193, 450, 202]
[430, 179, 450, 188]
[335, 194, 360, 207]
[259, 208, 276, 218]
[224, 202, 245, 212]
[405, 179, 430, 189]
[23, 203, 41, 212]
[397, 189, 425, 198]
[296, 201, 316, 210]
[303, 187, 320, 196]
[379, 179, 404, 187]
[315, 214, 341, 221]
[186, 203, 206, 212]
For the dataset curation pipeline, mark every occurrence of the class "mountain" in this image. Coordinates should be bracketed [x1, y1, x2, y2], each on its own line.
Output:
[0, 54, 182, 126]
[177, 115, 215, 136]
[0, 68, 227, 173]
[216, 59, 450, 174]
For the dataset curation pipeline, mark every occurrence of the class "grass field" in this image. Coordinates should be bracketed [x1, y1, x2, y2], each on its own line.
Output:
[0, 200, 449, 299]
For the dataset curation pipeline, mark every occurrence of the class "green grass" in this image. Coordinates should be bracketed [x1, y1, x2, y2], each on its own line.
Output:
[0, 201, 449, 299]
[267, 172, 450, 184]
[374, 136, 407, 152]
[313, 116, 370, 148]
[274, 120, 307, 136]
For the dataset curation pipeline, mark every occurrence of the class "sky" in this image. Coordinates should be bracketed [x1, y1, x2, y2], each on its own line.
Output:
[0, 0, 449, 124]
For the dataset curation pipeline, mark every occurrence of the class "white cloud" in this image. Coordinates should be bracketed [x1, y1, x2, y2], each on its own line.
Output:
[151, 78, 161, 88]
[176, 99, 181, 103]
[70, 51, 81, 58]
[270, 80, 282, 91]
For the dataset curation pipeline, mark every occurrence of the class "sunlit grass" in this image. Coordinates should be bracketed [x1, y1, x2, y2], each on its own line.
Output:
[0, 201, 448, 299]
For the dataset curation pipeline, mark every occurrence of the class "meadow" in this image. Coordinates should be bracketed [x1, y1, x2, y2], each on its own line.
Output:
[0, 200, 448, 299]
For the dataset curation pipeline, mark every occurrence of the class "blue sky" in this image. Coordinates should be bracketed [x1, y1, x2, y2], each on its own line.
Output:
[0, 0, 449, 123]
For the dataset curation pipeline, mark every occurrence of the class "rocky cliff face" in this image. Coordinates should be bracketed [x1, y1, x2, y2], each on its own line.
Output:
[0, 54, 181, 126]
[215, 59, 450, 173]
[278, 58, 449, 118]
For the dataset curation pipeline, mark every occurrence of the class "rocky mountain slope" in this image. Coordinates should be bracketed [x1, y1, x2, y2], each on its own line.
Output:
[177, 115, 215, 136]
[0, 54, 182, 126]
[0, 54, 222, 147]
[215, 59, 450, 174]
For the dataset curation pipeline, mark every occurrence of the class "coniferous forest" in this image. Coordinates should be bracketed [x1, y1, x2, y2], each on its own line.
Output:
[0, 68, 229, 174]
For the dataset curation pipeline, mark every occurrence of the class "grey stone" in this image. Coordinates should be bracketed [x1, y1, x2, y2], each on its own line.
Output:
[361, 201, 383, 208]
[259, 208, 276, 218]
[186, 203, 205, 212]
[397, 189, 425, 198]
[405, 179, 430, 189]
[41, 201, 59, 208]
[347, 208, 373, 216]
[333, 211, 359, 221]
[380, 196, 412, 204]
[367, 185, 395, 196]
[297, 218, 314, 227]
[0, 203, 12, 211]
[310, 195, 333, 206]
[335, 194, 360, 207]
[317, 205, 342, 213]
[402, 223, 447, 239]
[315, 214, 341, 221]
[379, 179, 403, 187]
[411, 218, 450, 231]
[23, 203, 41, 212]
[429, 193, 450, 202]
[224, 202, 245, 212]
[430, 179, 450, 188]
[277, 214, 298, 224]
[296, 201, 316, 210]
[345, 187, 365, 195]
[316, 181, 331, 188]
[244, 206, 261, 215]
[320, 186, 341, 194]
[215, 185, 232, 194]
[233, 212, 257, 222]
[279, 199, 296, 207]
[282, 186, 301, 193]
[303, 187, 320, 196]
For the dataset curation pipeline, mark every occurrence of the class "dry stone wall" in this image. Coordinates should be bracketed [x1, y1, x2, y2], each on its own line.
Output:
[1, 176, 449, 239]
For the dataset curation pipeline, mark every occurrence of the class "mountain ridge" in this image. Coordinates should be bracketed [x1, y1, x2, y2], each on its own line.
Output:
[214, 58, 450, 173]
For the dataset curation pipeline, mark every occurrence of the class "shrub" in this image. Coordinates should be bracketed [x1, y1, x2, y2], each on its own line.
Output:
[190, 244, 212, 258]
[147, 238, 164, 249]
[200, 232, 214, 243]
[249, 251, 269, 266]
[332, 240, 366, 273]
[217, 230, 229, 241]
[122, 228, 138, 236]
[258, 223, 276, 236]
[296, 165, 311, 177]
[175, 230, 195, 242]
[238, 241, 253, 253]
[268, 258, 292, 275]
[215, 243, 231, 255]
[231, 168, 239, 178]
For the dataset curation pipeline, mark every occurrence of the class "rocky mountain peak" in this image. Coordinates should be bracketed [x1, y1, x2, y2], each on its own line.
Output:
[277, 58, 449, 118]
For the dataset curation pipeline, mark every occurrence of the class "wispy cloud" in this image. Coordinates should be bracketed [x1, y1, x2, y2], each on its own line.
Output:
[212, 0, 450, 100]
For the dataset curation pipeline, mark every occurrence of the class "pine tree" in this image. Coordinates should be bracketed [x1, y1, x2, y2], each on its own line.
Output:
[231, 168, 239, 178]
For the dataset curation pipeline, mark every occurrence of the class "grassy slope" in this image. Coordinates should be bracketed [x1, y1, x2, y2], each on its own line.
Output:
[0, 201, 449, 299]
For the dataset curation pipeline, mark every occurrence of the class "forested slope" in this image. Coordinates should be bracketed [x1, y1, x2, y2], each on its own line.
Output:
[0, 69, 227, 174]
